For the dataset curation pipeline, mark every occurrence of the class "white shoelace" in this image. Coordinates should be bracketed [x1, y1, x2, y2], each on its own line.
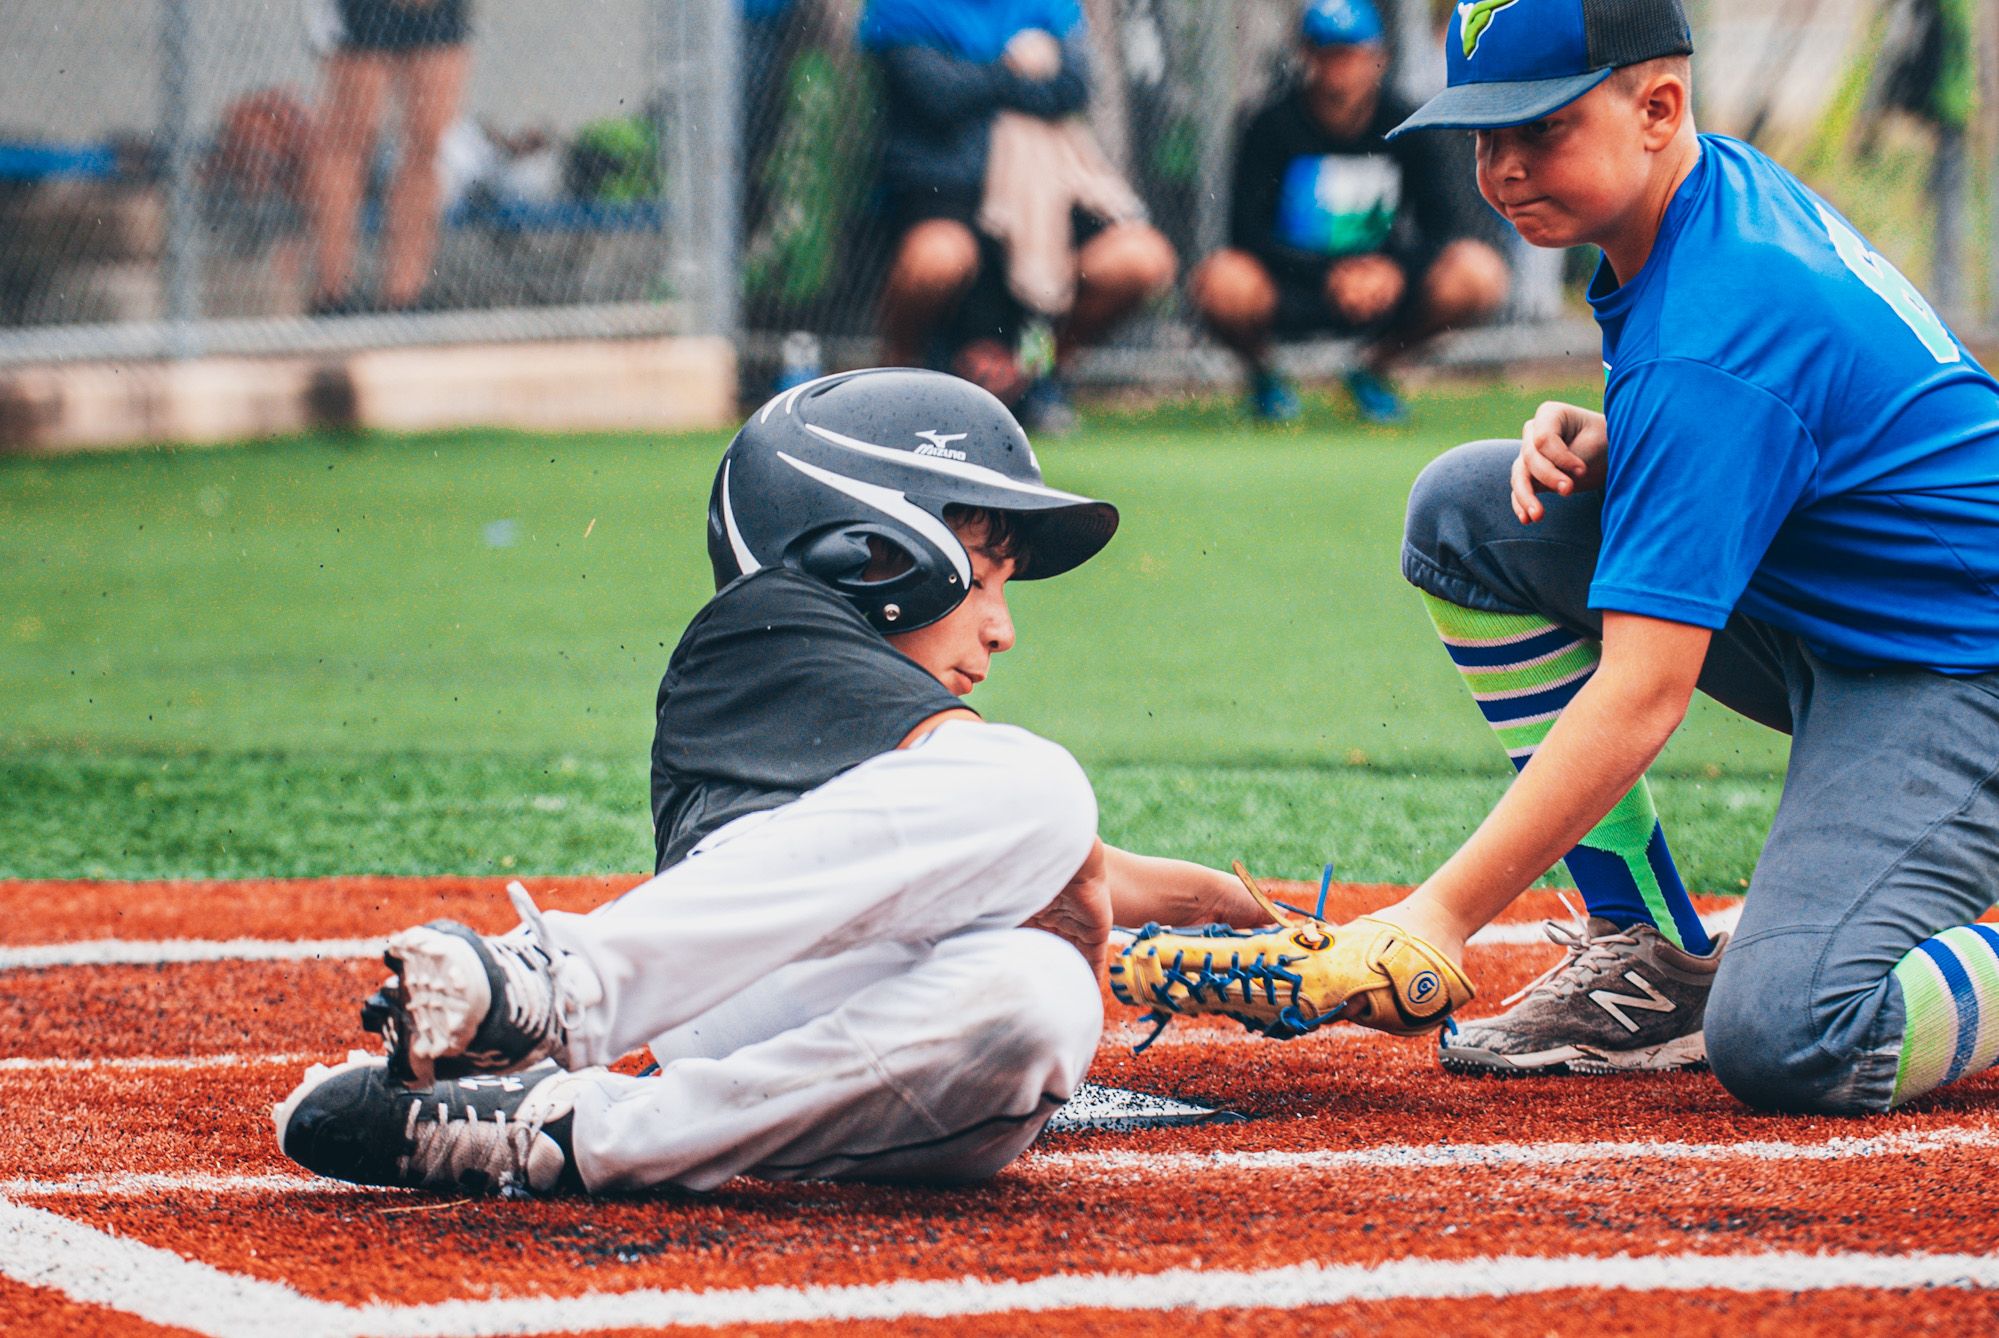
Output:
[1498, 893, 1641, 1008]
[498, 881, 595, 1052]
[400, 1093, 546, 1193]
[488, 933, 560, 1043]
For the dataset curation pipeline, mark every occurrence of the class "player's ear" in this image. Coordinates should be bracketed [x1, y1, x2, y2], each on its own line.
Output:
[1636, 67, 1690, 151]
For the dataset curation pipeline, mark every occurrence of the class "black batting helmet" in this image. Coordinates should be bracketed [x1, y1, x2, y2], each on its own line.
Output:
[707, 368, 1119, 633]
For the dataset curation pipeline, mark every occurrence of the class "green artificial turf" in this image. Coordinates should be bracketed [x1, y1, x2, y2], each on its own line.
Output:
[0, 382, 1790, 887]
[0, 746, 1777, 893]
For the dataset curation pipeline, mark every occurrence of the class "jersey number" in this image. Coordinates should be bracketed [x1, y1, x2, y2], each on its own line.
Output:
[1817, 203, 1959, 365]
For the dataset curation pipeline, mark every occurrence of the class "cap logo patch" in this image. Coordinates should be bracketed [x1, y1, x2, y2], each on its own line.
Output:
[1458, 0, 1518, 58]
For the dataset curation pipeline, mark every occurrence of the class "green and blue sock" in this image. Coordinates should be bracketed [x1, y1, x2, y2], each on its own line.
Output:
[1422, 593, 1712, 954]
[1890, 923, 1999, 1106]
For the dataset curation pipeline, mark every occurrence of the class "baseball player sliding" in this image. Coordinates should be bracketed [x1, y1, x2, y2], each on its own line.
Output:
[274, 369, 1266, 1196]
[1124, 0, 1999, 1117]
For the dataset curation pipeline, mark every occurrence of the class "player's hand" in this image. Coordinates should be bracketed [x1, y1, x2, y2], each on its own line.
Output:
[1512, 399, 1609, 524]
[1003, 29, 1062, 79]
[1325, 254, 1406, 326]
[1027, 838, 1114, 975]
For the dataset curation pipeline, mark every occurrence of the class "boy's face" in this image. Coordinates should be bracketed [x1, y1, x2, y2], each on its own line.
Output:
[1303, 42, 1386, 139]
[1473, 79, 1661, 250]
[886, 534, 1018, 698]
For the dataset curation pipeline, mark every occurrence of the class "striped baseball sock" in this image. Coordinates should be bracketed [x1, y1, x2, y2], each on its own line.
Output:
[1890, 924, 1999, 1106]
[1421, 593, 1712, 953]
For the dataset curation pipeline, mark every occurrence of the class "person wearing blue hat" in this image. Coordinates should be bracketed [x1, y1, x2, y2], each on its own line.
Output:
[1357, 0, 1999, 1116]
[1189, 0, 1509, 424]
[860, 0, 1177, 435]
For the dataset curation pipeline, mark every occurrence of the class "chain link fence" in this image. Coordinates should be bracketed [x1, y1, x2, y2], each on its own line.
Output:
[0, 1, 1991, 385]
[0, 0, 732, 365]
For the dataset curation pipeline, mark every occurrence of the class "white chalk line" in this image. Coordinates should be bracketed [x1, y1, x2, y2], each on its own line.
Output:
[0, 1051, 322, 1074]
[1024, 1124, 1999, 1175]
[3, 1192, 1998, 1338]
[0, 908, 1746, 971]
[0, 1172, 365, 1199]
[6, 1123, 1995, 1202]
[0, 937, 384, 969]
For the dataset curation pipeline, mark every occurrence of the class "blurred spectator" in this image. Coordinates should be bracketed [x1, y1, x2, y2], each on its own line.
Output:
[1189, 0, 1509, 424]
[205, 91, 316, 222]
[861, 0, 1176, 432]
[202, 90, 317, 313]
[304, 0, 472, 314]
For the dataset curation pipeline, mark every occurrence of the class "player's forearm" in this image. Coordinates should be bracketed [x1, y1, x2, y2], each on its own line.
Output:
[1401, 668, 1690, 953]
[1102, 846, 1266, 928]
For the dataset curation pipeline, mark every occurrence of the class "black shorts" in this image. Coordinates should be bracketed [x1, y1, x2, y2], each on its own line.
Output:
[1269, 246, 1440, 338]
[889, 182, 1118, 350]
[329, 0, 469, 51]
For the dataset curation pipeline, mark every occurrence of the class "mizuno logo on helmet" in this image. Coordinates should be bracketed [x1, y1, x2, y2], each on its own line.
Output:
[1458, 0, 1517, 57]
[913, 430, 969, 461]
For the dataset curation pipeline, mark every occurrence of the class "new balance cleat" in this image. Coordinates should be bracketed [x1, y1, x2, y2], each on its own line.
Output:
[1439, 916, 1724, 1077]
[362, 881, 580, 1089]
[274, 1052, 588, 1197]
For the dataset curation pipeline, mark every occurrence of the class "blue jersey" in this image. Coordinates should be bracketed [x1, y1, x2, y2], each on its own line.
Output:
[1587, 135, 1999, 673]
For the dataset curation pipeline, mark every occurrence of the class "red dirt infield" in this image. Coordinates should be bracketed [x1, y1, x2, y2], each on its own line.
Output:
[4, 874, 1997, 1336]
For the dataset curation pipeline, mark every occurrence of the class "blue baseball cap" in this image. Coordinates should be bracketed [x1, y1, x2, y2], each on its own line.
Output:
[1301, 0, 1383, 48]
[1388, 0, 1692, 138]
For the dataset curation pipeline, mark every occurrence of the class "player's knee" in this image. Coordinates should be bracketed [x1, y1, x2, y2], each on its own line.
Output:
[1114, 225, 1179, 298]
[1077, 225, 1177, 311]
[892, 221, 980, 297]
[981, 929, 1103, 1090]
[1425, 240, 1510, 322]
[1403, 438, 1518, 571]
[1706, 949, 1885, 1116]
[1191, 250, 1276, 327]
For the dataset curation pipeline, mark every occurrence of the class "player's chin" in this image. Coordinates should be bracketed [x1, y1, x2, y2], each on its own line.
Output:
[1503, 209, 1578, 250]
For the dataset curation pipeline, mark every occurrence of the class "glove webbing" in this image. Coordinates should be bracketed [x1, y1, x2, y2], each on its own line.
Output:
[1127, 861, 1345, 1053]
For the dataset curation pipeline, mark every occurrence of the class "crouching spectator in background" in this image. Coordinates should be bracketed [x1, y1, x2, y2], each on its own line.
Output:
[1190, 0, 1508, 424]
[862, 0, 1176, 433]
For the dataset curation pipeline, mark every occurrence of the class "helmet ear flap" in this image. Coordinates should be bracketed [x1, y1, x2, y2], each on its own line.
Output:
[788, 523, 961, 632]
[790, 525, 877, 586]
[791, 523, 927, 590]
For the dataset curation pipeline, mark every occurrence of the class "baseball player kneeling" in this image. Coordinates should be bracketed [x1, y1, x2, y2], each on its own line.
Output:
[1122, 0, 1999, 1115]
[273, 368, 1267, 1197]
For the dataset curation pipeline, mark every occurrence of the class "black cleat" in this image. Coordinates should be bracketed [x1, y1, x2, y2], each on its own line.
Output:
[274, 1052, 586, 1197]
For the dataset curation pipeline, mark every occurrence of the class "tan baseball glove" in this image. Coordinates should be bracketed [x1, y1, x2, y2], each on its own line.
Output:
[1107, 862, 1474, 1048]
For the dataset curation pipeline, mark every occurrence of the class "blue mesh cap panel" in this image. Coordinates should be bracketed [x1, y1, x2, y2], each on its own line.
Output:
[1581, 0, 1693, 68]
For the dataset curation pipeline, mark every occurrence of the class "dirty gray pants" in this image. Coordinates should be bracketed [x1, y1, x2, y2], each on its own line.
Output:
[1402, 439, 1999, 1114]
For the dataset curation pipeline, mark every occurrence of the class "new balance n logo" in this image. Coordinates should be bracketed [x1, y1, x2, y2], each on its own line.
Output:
[1589, 970, 1674, 1034]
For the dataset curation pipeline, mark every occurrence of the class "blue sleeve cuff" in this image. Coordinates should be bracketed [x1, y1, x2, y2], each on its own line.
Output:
[1587, 582, 1734, 631]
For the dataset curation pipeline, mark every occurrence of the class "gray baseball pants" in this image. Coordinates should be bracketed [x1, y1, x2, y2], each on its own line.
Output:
[1402, 439, 1999, 1114]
